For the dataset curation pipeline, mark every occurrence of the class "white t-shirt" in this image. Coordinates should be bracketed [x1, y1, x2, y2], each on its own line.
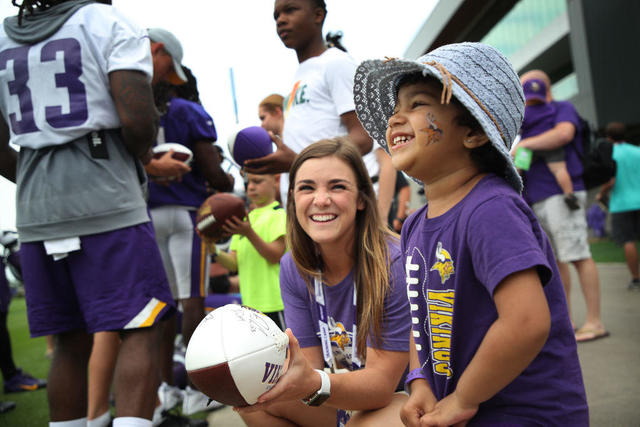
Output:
[0, 4, 152, 149]
[281, 48, 377, 202]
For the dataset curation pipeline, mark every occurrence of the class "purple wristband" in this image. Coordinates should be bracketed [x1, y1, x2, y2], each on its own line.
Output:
[404, 368, 426, 392]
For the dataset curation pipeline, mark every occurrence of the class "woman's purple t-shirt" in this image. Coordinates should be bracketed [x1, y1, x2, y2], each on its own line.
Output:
[279, 242, 410, 370]
[402, 175, 588, 425]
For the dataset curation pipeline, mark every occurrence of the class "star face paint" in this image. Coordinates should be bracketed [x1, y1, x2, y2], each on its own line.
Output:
[420, 112, 443, 145]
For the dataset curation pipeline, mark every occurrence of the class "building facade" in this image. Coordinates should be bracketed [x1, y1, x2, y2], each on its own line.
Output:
[405, 0, 639, 139]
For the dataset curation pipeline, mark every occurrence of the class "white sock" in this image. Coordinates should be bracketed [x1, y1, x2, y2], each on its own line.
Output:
[50, 418, 88, 427]
[113, 417, 152, 427]
[87, 410, 111, 427]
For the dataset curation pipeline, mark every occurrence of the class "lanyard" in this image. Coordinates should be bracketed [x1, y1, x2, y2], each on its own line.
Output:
[313, 274, 360, 427]
[313, 275, 362, 372]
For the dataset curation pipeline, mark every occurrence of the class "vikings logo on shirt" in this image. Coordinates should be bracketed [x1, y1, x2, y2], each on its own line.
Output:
[317, 318, 354, 368]
[406, 243, 455, 378]
[430, 242, 455, 285]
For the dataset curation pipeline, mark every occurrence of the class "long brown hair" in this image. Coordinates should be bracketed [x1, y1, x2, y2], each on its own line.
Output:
[286, 137, 397, 360]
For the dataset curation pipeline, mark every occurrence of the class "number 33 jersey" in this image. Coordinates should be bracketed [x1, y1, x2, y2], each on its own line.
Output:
[0, 3, 153, 149]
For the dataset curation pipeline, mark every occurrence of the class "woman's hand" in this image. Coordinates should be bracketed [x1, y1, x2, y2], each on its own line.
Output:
[243, 132, 296, 175]
[234, 329, 319, 413]
[400, 379, 437, 427]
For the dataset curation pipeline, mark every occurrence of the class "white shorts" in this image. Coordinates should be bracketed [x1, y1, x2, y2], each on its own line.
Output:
[532, 191, 591, 263]
[150, 206, 209, 300]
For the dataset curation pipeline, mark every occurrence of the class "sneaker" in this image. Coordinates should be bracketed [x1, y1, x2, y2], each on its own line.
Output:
[3, 368, 47, 393]
[0, 400, 16, 414]
[158, 381, 183, 411]
[181, 386, 223, 416]
[564, 193, 580, 211]
[628, 279, 640, 290]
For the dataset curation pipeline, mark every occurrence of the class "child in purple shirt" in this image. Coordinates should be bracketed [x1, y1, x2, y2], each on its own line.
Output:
[519, 78, 580, 210]
[354, 42, 588, 426]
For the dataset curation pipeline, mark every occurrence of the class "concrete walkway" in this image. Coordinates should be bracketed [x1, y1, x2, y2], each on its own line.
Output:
[205, 262, 640, 426]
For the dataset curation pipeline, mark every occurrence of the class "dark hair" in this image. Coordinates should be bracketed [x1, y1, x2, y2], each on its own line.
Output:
[153, 65, 200, 113]
[395, 72, 507, 179]
[325, 31, 347, 52]
[605, 121, 626, 142]
[310, 0, 326, 14]
[12, 0, 111, 25]
[13, 0, 63, 24]
[174, 66, 200, 104]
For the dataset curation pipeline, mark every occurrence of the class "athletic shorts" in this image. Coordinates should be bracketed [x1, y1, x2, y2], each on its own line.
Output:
[532, 191, 591, 263]
[611, 209, 640, 245]
[20, 222, 174, 337]
[150, 206, 209, 300]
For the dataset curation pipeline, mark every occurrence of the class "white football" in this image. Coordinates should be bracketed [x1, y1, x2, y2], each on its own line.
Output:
[152, 142, 194, 165]
[185, 304, 289, 407]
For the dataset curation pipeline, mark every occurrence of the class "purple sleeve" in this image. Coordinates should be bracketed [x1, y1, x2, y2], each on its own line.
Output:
[553, 101, 580, 130]
[367, 243, 411, 351]
[279, 254, 320, 348]
[466, 195, 552, 296]
[186, 103, 217, 142]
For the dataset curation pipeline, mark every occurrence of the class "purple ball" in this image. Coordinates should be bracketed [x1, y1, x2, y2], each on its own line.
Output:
[227, 126, 273, 166]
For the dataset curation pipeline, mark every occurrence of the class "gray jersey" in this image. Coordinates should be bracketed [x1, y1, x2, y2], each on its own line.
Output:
[0, 4, 153, 241]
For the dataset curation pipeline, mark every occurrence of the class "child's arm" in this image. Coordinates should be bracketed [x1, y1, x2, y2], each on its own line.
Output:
[400, 334, 438, 427]
[222, 217, 286, 264]
[421, 267, 551, 426]
[213, 247, 238, 273]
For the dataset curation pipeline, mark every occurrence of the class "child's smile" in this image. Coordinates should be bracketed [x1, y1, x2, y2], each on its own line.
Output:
[386, 79, 472, 183]
[390, 133, 414, 150]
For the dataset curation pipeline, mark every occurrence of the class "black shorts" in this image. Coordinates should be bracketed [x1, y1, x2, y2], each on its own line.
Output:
[611, 209, 640, 245]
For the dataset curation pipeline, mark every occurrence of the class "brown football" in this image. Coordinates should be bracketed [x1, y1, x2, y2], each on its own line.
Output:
[196, 193, 246, 239]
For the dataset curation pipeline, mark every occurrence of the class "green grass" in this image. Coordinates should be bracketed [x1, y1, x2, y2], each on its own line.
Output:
[589, 238, 636, 263]
[1, 297, 211, 426]
[1, 296, 50, 426]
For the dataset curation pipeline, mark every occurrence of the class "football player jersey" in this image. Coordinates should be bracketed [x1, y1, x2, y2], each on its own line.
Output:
[0, 3, 152, 149]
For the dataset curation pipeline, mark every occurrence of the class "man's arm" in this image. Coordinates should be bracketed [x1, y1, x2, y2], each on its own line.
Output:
[243, 132, 296, 175]
[340, 110, 373, 155]
[0, 114, 17, 183]
[193, 141, 233, 192]
[517, 121, 575, 151]
[109, 70, 158, 158]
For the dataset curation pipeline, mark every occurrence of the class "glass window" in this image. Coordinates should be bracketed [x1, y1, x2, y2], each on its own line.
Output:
[480, 0, 567, 58]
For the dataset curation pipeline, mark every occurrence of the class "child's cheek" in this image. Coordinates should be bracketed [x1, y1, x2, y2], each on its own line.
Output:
[420, 112, 444, 144]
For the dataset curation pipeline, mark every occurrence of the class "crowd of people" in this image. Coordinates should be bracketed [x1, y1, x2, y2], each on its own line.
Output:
[0, 0, 638, 427]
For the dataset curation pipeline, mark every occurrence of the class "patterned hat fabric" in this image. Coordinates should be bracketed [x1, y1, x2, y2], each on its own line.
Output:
[354, 42, 525, 193]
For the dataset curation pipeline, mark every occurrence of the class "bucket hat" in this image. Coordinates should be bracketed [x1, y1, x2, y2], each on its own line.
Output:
[354, 42, 525, 193]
